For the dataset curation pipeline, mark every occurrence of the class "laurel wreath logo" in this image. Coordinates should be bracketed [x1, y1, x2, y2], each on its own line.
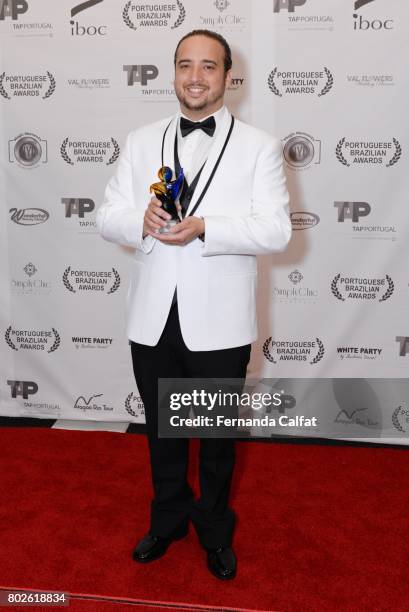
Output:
[123, 0, 184, 30]
[386, 138, 402, 167]
[262, 337, 276, 363]
[331, 274, 345, 301]
[379, 274, 394, 302]
[5, 326, 17, 350]
[267, 68, 282, 97]
[63, 266, 75, 292]
[61, 137, 74, 165]
[310, 338, 324, 364]
[107, 268, 121, 294]
[318, 67, 333, 97]
[336, 137, 350, 167]
[171, 0, 185, 29]
[42, 71, 56, 99]
[392, 406, 405, 433]
[106, 138, 120, 165]
[5, 326, 60, 352]
[48, 328, 61, 353]
[122, 1, 136, 29]
[0, 72, 11, 99]
[125, 392, 144, 418]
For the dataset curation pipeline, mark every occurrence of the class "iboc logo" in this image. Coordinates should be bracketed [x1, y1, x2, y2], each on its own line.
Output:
[7, 380, 38, 399]
[353, 0, 393, 31]
[70, 0, 107, 36]
[123, 65, 158, 86]
[334, 201, 371, 222]
[122, 1, 185, 30]
[0, 0, 28, 20]
[273, 0, 306, 12]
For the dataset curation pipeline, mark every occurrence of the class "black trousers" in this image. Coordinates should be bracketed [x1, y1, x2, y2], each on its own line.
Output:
[130, 302, 251, 549]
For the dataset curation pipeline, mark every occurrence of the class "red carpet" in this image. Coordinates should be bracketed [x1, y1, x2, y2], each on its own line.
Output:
[0, 428, 408, 611]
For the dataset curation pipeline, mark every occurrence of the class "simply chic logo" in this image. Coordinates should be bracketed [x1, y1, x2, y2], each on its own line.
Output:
[0, 71, 55, 99]
[282, 132, 321, 171]
[122, 1, 185, 30]
[199, 0, 246, 32]
[268, 67, 333, 97]
[60, 138, 119, 165]
[63, 267, 120, 294]
[273, 269, 319, 304]
[334, 201, 397, 241]
[5, 326, 60, 352]
[353, 0, 393, 31]
[11, 263, 51, 295]
[70, 0, 107, 36]
[335, 138, 401, 167]
[273, 0, 334, 31]
[9, 133, 47, 168]
[263, 338, 324, 364]
[331, 274, 394, 301]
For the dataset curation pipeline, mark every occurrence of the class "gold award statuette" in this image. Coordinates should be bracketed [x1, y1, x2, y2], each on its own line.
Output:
[150, 166, 185, 234]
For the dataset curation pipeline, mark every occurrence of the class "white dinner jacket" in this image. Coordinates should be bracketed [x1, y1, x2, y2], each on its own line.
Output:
[96, 109, 291, 351]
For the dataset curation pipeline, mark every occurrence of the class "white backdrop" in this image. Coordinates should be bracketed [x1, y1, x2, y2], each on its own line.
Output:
[1, 0, 408, 442]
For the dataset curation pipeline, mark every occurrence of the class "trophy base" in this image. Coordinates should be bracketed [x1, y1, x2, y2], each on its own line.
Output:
[158, 218, 179, 234]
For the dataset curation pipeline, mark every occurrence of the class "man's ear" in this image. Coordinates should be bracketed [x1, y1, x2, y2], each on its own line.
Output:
[225, 69, 232, 89]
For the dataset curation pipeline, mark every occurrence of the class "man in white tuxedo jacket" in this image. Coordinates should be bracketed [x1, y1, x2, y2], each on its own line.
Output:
[97, 30, 291, 580]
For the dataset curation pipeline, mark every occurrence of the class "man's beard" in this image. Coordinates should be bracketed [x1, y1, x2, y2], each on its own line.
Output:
[175, 84, 225, 113]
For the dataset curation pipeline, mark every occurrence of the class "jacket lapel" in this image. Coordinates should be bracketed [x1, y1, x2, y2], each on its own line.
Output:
[184, 109, 232, 217]
[161, 114, 178, 171]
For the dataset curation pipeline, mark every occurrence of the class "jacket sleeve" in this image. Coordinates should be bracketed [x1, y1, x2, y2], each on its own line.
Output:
[200, 137, 291, 256]
[96, 132, 155, 253]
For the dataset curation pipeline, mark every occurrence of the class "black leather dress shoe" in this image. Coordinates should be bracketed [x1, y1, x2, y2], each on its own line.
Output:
[206, 546, 237, 580]
[132, 527, 188, 563]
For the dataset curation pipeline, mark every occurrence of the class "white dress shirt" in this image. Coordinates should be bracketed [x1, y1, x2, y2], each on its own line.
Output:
[177, 105, 227, 183]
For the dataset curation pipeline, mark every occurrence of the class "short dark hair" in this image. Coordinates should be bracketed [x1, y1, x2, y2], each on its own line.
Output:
[174, 29, 232, 73]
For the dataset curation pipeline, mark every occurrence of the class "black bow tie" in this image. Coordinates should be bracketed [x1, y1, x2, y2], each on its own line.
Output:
[180, 115, 216, 138]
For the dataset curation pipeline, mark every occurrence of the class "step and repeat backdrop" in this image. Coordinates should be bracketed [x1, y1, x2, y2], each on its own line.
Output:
[1, 0, 408, 443]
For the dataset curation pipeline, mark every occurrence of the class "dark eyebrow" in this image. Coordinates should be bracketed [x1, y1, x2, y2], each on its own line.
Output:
[177, 59, 218, 66]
